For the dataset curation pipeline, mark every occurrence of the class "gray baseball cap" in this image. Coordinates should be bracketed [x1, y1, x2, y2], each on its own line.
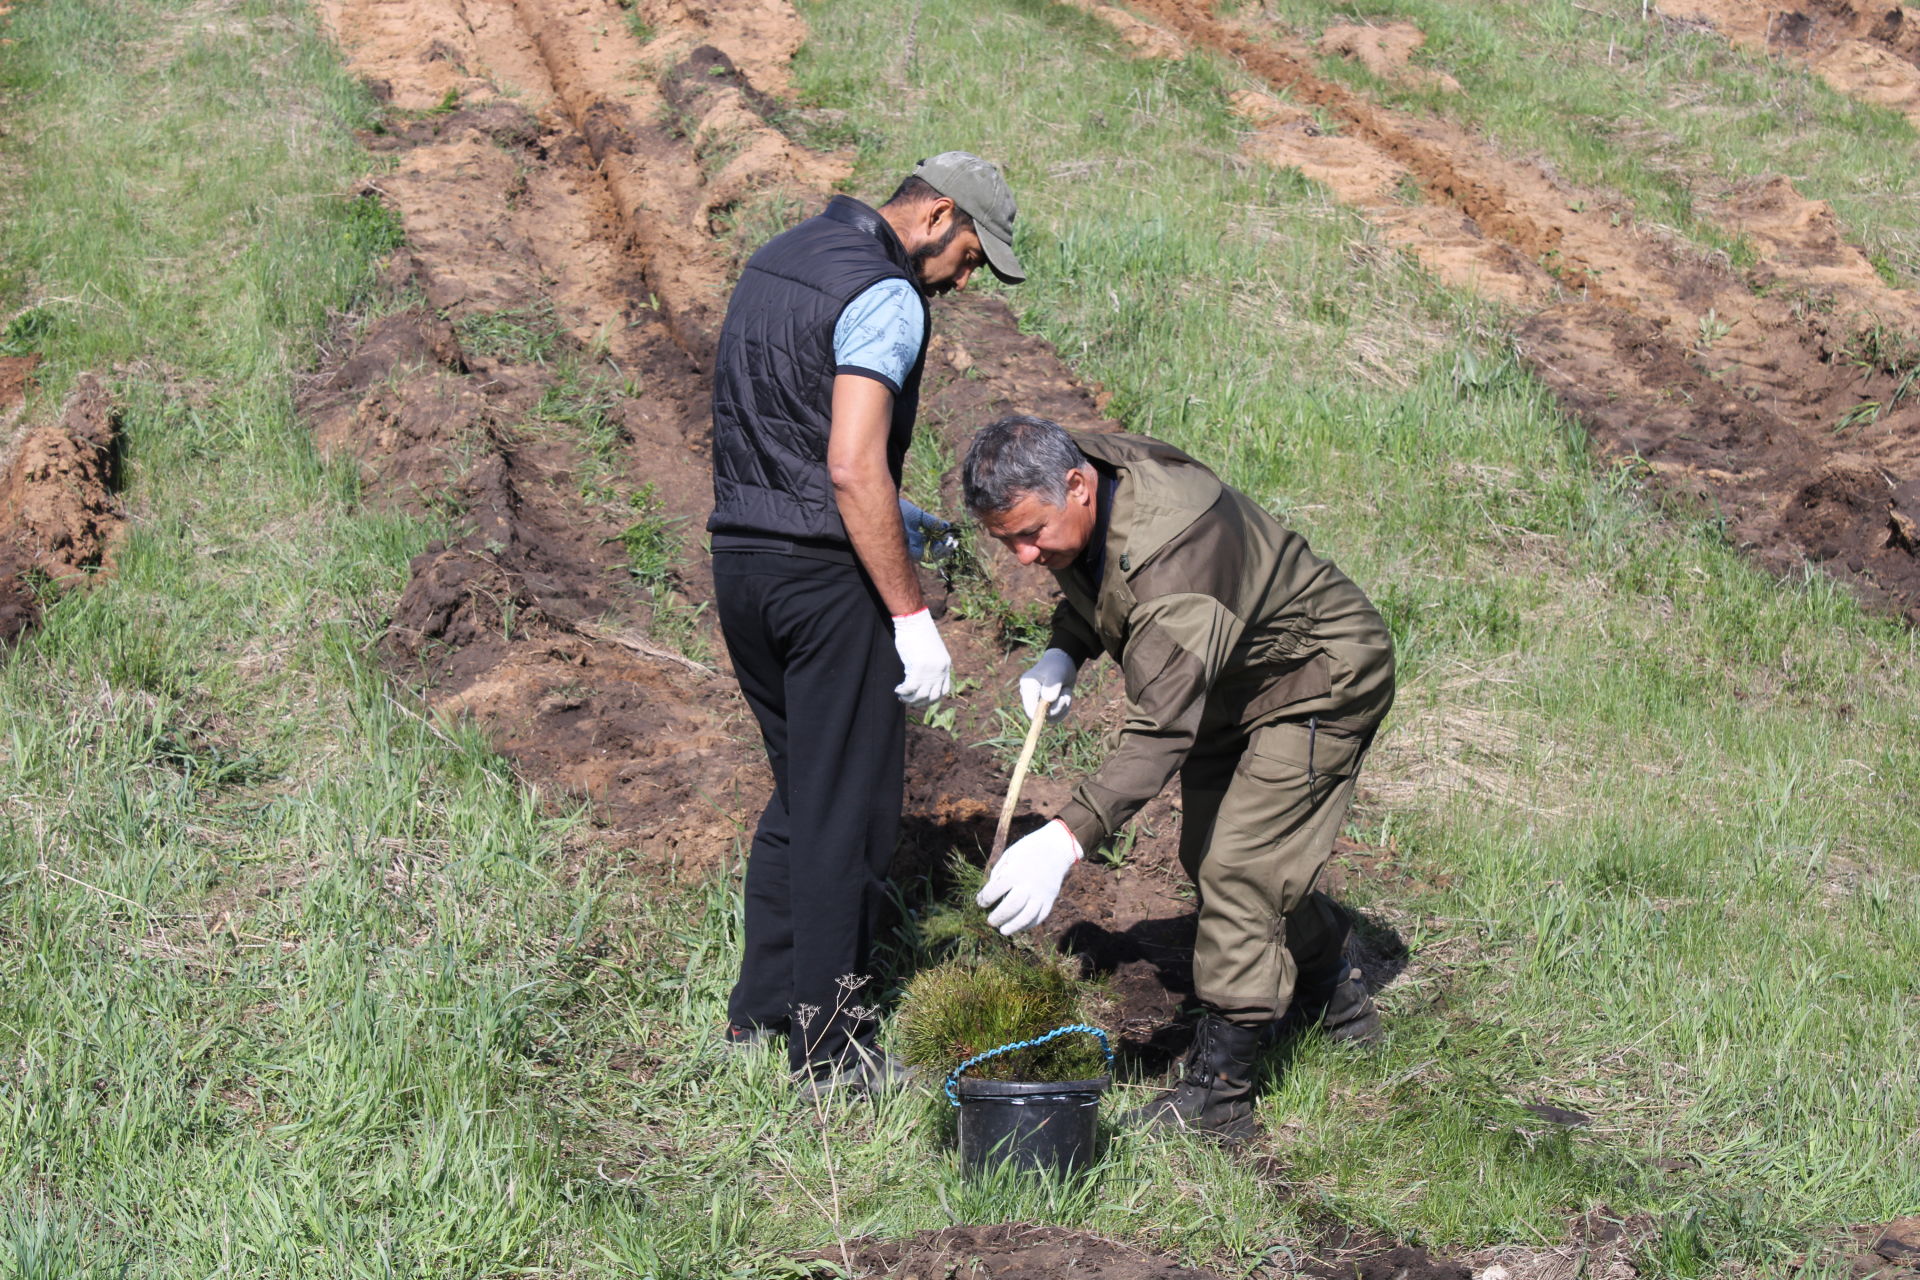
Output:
[911, 151, 1025, 284]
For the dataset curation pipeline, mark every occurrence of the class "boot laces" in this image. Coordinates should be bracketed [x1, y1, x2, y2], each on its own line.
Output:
[1180, 1018, 1220, 1086]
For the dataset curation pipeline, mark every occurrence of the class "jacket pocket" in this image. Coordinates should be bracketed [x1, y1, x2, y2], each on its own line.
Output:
[1238, 717, 1368, 784]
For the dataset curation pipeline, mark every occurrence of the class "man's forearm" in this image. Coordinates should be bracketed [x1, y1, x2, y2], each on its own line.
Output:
[838, 464, 923, 616]
[827, 373, 923, 617]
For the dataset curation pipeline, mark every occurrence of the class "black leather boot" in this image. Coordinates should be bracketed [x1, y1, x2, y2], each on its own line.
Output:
[1126, 1012, 1265, 1142]
[1318, 964, 1381, 1044]
[1282, 953, 1382, 1047]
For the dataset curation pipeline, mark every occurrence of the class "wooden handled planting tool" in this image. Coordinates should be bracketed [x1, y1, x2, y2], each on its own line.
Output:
[988, 707, 1049, 869]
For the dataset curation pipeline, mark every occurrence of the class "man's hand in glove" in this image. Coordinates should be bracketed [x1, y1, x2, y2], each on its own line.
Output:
[976, 819, 1082, 935]
[898, 498, 958, 564]
[892, 607, 953, 706]
[1019, 648, 1078, 723]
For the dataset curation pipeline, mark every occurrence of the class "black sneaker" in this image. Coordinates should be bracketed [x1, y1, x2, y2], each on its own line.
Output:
[720, 1021, 783, 1051]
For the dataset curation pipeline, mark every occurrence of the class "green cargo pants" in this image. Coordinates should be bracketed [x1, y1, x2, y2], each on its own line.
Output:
[1177, 715, 1375, 1025]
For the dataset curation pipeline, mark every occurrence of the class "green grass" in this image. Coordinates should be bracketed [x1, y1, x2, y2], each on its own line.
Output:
[457, 300, 565, 365]
[5, 0, 1919, 1275]
[0, 1, 592, 1273]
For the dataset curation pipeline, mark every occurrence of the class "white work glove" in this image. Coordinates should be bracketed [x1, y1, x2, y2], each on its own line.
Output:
[892, 607, 953, 707]
[977, 819, 1083, 935]
[1019, 647, 1078, 723]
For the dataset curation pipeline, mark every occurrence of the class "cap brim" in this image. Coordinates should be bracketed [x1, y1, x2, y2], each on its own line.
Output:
[979, 227, 1025, 284]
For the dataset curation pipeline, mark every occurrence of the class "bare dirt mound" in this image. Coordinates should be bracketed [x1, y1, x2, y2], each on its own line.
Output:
[0, 373, 122, 645]
[1318, 21, 1462, 94]
[1819, 1216, 1920, 1279]
[1659, 0, 1920, 126]
[303, 91, 759, 868]
[1061, 0, 1190, 59]
[1093, 0, 1920, 622]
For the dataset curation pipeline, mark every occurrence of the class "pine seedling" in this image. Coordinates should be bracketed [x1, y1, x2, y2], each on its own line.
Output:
[897, 948, 1109, 1083]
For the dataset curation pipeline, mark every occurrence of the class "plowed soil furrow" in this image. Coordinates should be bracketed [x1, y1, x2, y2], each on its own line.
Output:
[1659, 0, 1920, 126]
[1105, 0, 1920, 621]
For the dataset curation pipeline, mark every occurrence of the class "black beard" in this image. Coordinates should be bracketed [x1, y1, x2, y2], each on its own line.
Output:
[909, 219, 967, 293]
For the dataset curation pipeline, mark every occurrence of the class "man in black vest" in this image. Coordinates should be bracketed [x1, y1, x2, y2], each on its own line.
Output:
[708, 153, 1025, 1095]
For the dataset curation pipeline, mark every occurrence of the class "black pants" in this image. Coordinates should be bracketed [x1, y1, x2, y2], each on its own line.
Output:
[713, 550, 904, 1074]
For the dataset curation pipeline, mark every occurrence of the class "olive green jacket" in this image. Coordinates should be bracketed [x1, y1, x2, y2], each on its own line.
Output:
[1048, 431, 1395, 851]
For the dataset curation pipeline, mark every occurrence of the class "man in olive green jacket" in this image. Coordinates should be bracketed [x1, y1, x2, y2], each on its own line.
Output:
[961, 414, 1395, 1139]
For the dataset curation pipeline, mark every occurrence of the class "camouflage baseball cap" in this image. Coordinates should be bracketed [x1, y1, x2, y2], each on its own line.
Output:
[910, 151, 1025, 284]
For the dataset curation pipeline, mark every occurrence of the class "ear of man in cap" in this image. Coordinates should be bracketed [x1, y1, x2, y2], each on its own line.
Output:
[909, 152, 1025, 285]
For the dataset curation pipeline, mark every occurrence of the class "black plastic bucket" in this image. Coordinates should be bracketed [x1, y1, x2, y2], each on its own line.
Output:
[955, 1075, 1110, 1177]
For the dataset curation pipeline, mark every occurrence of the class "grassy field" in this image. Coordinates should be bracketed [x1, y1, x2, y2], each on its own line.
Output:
[1, 0, 1916, 1276]
[1223, 0, 1920, 284]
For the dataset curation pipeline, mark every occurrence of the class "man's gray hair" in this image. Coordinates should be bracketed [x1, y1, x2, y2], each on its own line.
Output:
[963, 415, 1088, 514]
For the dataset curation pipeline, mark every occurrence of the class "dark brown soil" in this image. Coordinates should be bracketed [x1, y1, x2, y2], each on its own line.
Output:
[814, 1224, 1231, 1279]
[1804, 1216, 1920, 1280]
[1302, 1244, 1472, 1280]
[0, 373, 122, 645]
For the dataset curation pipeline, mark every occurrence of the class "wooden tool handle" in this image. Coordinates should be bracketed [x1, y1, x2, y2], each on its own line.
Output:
[988, 707, 1049, 868]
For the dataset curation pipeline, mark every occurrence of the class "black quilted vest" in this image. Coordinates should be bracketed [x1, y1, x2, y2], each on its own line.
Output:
[708, 196, 930, 547]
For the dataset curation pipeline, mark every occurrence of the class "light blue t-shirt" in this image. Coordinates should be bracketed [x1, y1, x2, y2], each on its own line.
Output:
[833, 277, 925, 393]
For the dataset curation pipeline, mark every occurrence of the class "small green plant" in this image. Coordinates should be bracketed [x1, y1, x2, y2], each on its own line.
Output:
[1841, 319, 1920, 378]
[647, 589, 711, 664]
[1094, 820, 1148, 870]
[619, 0, 655, 44]
[340, 193, 406, 261]
[618, 483, 682, 591]
[0, 305, 56, 356]
[614, 485, 709, 658]
[916, 677, 974, 734]
[534, 363, 623, 465]
[898, 949, 1108, 1083]
[943, 530, 1054, 653]
[1695, 308, 1731, 349]
[455, 301, 564, 364]
[1831, 399, 1882, 434]
[1892, 365, 1920, 415]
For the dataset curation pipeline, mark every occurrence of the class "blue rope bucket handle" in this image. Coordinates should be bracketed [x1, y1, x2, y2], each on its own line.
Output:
[943, 1023, 1114, 1107]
